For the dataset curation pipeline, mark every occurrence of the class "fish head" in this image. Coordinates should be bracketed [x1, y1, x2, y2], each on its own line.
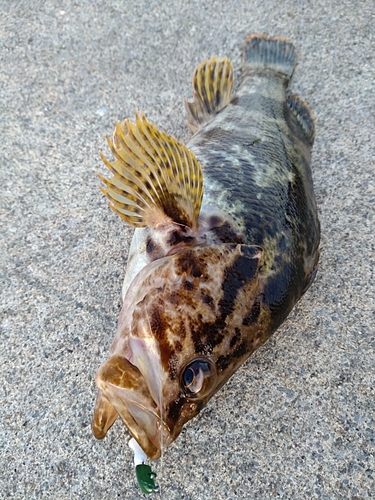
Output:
[93, 243, 263, 459]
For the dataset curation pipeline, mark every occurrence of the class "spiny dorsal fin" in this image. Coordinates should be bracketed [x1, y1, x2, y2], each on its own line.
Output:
[185, 57, 234, 133]
[99, 114, 203, 230]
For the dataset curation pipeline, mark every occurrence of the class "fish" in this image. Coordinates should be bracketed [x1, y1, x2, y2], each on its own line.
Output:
[92, 34, 320, 461]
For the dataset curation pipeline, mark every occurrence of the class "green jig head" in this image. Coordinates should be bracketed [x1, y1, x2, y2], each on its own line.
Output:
[135, 464, 158, 494]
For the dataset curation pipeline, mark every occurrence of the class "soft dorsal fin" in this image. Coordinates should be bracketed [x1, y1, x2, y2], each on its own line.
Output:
[185, 57, 234, 133]
[99, 114, 203, 230]
[287, 94, 316, 146]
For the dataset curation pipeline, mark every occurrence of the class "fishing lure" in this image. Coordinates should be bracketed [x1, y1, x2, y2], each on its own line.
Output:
[129, 438, 158, 494]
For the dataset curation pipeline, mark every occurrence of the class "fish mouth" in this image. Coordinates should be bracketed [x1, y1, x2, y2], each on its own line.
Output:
[92, 354, 172, 460]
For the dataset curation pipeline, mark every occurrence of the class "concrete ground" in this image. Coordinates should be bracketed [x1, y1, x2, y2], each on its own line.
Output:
[1, 1, 374, 498]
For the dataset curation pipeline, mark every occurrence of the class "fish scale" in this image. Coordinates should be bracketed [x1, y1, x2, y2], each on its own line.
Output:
[189, 67, 319, 329]
[92, 35, 320, 482]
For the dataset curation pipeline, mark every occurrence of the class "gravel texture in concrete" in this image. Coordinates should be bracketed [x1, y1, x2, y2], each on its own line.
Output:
[1, 1, 374, 499]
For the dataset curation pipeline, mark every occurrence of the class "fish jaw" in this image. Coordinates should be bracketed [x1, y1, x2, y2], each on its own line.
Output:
[92, 354, 208, 459]
[92, 256, 180, 459]
[92, 391, 118, 440]
[93, 354, 172, 460]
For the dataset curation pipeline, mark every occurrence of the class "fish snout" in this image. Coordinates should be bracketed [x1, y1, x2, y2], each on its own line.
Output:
[92, 354, 171, 460]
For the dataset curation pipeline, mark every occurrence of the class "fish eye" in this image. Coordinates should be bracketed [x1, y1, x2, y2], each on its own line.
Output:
[181, 358, 216, 398]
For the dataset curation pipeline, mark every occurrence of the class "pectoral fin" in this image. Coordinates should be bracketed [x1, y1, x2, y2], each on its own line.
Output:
[185, 57, 234, 133]
[99, 114, 203, 230]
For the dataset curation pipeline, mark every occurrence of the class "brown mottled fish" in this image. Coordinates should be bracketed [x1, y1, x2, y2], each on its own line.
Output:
[92, 35, 320, 461]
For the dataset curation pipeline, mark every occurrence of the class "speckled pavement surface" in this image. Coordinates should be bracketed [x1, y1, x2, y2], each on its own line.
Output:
[1, 1, 374, 499]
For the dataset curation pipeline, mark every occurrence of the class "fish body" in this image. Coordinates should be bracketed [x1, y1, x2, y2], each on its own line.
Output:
[92, 35, 320, 461]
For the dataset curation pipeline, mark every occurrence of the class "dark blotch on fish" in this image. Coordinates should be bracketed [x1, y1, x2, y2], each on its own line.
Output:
[242, 296, 261, 325]
[209, 215, 223, 226]
[150, 307, 176, 377]
[233, 341, 247, 359]
[168, 229, 194, 246]
[191, 247, 259, 355]
[217, 340, 248, 372]
[210, 221, 244, 244]
[176, 250, 204, 278]
[201, 293, 214, 307]
[183, 280, 195, 291]
[230, 327, 242, 348]
[216, 354, 231, 371]
[167, 396, 185, 425]
[146, 237, 160, 256]
[220, 248, 259, 319]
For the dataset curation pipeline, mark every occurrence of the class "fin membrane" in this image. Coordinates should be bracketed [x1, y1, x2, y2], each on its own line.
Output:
[99, 114, 203, 229]
[287, 94, 316, 146]
[185, 57, 234, 133]
[243, 34, 297, 80]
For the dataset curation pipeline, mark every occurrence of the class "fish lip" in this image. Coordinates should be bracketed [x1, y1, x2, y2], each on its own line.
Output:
[121, 391, 206, 460]
[121, 398, 172, 460]
[94, 353, 173, 460]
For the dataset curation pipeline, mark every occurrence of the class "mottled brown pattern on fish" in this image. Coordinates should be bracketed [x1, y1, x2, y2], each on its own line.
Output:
[125, 242, 273, 441]
[189, 74, 320, 332]
[93, 35, 320, 461]
[131, 244, 263, 363]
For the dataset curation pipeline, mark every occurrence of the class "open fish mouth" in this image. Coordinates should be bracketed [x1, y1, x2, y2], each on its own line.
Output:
[92, 355, 172, 460]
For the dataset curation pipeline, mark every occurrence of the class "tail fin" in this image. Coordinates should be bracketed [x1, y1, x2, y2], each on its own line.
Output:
[242, 34, 297, 80]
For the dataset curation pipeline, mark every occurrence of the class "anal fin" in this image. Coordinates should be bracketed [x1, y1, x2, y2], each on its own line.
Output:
[185, 57, 234, 133]
[287, 94, 316, 146]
